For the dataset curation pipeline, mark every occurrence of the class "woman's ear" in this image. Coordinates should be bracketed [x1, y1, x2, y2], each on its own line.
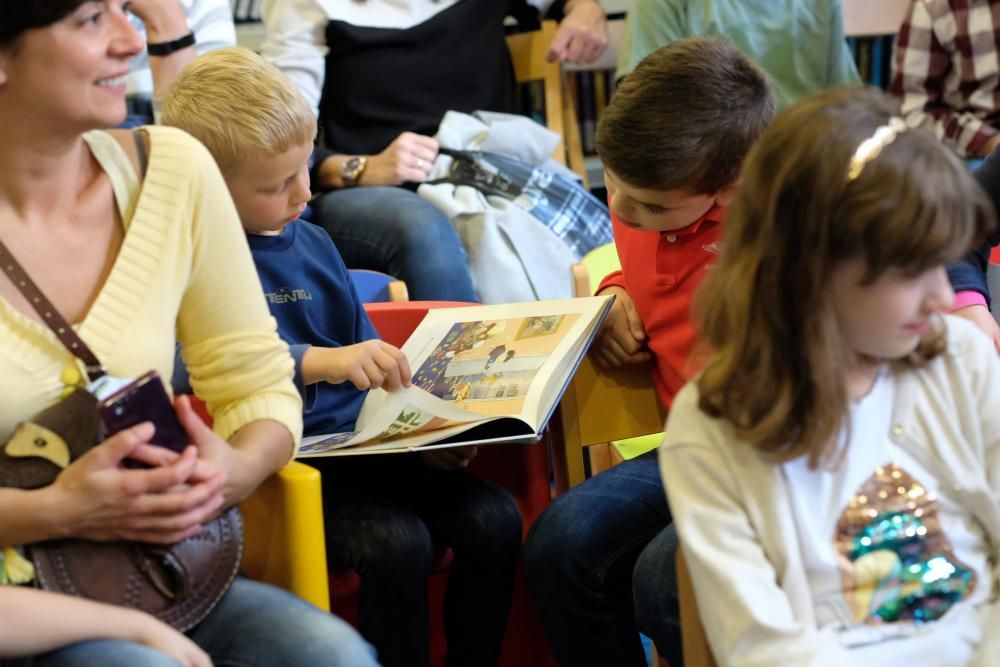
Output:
[715, 178, 742, 208]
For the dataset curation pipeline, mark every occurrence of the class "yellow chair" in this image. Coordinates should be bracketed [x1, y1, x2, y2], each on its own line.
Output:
[553, 351, 667, 492]
[570, 242, 620, 297]
[551, 330, 670, 664]
[552, 343, 711, 667]
[239, 461, 330, 611]
[568, 243, 664, 477]
[506, 20, 588, 185]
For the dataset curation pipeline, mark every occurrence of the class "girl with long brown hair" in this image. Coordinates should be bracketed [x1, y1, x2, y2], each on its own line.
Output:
[661, 86, 1000, 665]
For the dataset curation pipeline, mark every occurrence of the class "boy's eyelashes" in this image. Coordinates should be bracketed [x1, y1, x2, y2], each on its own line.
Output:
[260, 178, 294, 195]
[641, 204, 667, 215]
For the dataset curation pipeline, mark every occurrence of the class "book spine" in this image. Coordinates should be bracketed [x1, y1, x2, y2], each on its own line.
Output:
[856, 37, 873, 84]
[577, 71, 597, 155]
[870, 36, 885, 88]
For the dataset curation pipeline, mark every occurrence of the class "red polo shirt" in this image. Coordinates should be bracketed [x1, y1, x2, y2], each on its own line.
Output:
[597, 205, 725, 409]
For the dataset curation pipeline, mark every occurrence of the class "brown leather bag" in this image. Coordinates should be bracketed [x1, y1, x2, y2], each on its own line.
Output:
[0, 130, 242, 631]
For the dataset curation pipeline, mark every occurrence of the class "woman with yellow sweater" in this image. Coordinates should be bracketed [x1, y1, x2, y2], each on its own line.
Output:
[0, 2, 378, 665]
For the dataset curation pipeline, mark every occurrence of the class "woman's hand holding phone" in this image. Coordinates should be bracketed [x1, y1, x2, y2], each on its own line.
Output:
[172, 395, 256, 510]
[46, 422, 226, 544]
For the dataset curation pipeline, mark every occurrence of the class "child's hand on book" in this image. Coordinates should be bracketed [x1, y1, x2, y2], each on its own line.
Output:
[305, 342, 412, 391]
[421, 446, 478, 470]
[593, 286, 652, 368]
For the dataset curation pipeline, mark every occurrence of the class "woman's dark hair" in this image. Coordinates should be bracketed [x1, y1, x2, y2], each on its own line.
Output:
[0, 1, 88, 49]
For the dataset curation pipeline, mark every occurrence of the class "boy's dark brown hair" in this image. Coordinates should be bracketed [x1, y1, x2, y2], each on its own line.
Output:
[595, 35, 775, 194]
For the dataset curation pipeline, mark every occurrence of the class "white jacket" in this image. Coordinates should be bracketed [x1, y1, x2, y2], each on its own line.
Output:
[418, 111, 580, 304]
[660, 315, 1000, 667]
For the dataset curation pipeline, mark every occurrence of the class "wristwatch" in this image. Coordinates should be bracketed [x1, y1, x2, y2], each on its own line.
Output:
[341, 156, 368, 187]
[147, 32, 196, 57]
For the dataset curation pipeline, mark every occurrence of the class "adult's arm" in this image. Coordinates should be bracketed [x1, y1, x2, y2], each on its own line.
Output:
[129, 0, 236, 114]
[169, 129, 303, 504]
[614, 0, 683, 80]
[0, 587, 210, 665]
[889, 0, 1000, 158]
[545, 0, 608, 64]
[947, 149, 1000, 305]
[261, 0, 329, 115]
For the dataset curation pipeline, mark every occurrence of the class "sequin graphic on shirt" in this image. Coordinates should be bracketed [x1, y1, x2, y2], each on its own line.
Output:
[834, 463, 975, 624]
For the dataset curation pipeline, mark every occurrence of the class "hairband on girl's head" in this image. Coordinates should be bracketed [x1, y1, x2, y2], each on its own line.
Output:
[847, 117, 908, 181]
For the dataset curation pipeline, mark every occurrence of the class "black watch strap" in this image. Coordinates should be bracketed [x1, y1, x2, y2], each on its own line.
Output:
[147, 32, 195, 57]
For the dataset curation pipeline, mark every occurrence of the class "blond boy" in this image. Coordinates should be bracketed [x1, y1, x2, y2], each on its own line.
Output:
[162, 47, 411, 435]
[161, 48, 523, 667]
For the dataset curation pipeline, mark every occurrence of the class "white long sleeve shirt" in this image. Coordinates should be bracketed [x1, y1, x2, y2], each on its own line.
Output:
[260, 0, 554, 115]
[661, 315, 1000, 667]
[127, 0, 237, 103]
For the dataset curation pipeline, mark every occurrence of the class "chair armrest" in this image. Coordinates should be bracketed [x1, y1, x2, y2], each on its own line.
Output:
[240, 461, 330, 611]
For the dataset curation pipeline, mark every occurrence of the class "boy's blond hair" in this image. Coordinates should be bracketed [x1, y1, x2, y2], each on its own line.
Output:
[161, 47, 316, 176]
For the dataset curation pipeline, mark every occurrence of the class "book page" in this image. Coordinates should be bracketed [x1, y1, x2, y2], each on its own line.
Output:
[297, 384, 491, 457]
[296, 297, 611, 456]
[403, 298, 609, 427]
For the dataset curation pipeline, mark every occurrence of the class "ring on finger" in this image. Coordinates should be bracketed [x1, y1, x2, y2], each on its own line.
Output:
[416, 158, 427, 170]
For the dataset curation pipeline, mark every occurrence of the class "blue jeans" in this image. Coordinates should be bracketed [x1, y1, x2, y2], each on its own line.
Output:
[309, 187, 478, 302]
[523, 451, 682, 667]
[15, 578, 379, 667]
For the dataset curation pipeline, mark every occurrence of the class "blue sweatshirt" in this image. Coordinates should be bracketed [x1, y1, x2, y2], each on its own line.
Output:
[947, 151, 1000, 305]
[174, 220, 376, 436]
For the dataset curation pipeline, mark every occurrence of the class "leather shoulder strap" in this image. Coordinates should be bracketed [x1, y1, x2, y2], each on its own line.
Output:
[0, 242, 105, 381]
[133, 128, 149, 180]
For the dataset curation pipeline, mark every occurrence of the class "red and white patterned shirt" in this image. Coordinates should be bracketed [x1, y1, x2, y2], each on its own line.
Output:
[889, 0, 1000, 157]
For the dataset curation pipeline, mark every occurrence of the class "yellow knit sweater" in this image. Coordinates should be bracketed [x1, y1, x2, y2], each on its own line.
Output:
[0, 126, 302, 445]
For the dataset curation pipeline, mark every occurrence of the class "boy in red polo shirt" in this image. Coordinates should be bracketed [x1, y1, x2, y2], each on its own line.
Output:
[524, 36, 775, 667]
[592, 35, 775, 408]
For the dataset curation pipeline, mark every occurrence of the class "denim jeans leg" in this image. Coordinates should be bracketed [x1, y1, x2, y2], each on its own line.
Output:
[12, 639, 183, 667]
[407, 470, 523, 667]
[634, 524, 683, 667]
[309, 187, 478, 302]
[523, 451, 671, 667]
[187, 577, 380, 667]
[325, 498, 435, 667]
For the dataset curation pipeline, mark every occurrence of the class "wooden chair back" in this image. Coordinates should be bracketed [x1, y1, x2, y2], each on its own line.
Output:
[506, 20, 588, 184]
[554, 354, 666, 491]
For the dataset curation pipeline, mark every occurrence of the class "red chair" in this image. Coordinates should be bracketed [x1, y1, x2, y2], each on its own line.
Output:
[330, 301, 557, 667]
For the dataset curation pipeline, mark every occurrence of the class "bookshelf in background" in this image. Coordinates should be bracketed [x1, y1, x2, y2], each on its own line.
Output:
[563, 16, 627, 192]
[231, 0, 261, 23]
[846, 35, 895, 89]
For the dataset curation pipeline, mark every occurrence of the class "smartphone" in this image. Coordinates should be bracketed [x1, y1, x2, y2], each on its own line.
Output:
[98, 371, 188, 454]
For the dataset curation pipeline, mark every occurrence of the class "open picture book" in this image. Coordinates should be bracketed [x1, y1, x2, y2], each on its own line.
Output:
[296, 296, 613, 457]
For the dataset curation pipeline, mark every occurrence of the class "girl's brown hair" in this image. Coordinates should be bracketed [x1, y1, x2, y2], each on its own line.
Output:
[695, 86, 995, 468]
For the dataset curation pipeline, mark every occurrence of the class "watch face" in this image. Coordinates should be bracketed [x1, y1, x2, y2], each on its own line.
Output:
[342, 156, 365, 184]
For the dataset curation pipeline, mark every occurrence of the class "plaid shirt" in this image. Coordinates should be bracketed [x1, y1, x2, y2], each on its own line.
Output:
[889, 0, 1000, 157]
